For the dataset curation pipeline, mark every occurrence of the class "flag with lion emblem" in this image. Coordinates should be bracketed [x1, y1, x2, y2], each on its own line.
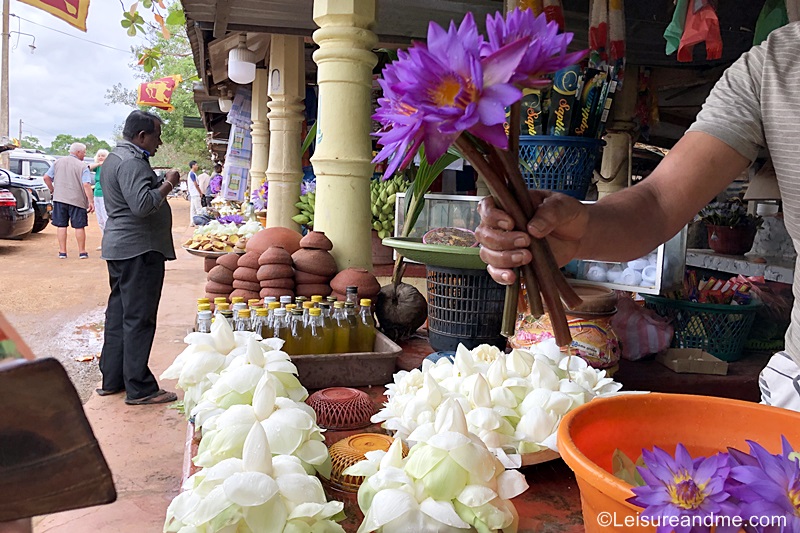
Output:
[19, 0, 90, 32]
[136, 75, 183, 112]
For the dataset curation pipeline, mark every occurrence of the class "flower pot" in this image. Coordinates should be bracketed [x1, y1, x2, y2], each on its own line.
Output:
[706, 224, 757, 255]
[371, 229, 394, 265]
[556, 393, 800, 532]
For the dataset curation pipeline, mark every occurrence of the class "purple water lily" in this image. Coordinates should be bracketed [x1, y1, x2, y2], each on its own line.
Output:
[218, 214, 244, 225]
[252, 181, 268, 211]
[301, 180, 316, 196]
[628, 444, 740, 533]
[483, 9, 586, 88]
[728, 437, 800, 532]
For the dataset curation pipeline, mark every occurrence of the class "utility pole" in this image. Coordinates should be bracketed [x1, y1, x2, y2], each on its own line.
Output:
[1, 0, 9, 168]
[18, 118, 22, 142]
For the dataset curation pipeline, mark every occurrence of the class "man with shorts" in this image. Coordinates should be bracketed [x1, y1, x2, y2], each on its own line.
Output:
[43, 143, 94, 259]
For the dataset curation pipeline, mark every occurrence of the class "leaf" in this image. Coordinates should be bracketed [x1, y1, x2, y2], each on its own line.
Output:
[301, 122, 317, 154]
[612, 449, 646, 487]
[127, 25, 137, 37]
[128, 2, 138, 15]
[121, 19, 132, 28]
[142, 0, 153, 7]
[166, 10, 186, 26]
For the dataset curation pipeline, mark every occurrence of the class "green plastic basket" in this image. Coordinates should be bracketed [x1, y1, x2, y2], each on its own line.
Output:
[643, 295, 760, 362]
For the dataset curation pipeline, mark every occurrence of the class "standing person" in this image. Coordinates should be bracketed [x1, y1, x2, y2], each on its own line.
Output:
[476, 24, 800, 412]
[187, 160, 202, 226]
[43, 143, 94, 259]
[89, 149, 109, 251]
[97, 110, 180, 405]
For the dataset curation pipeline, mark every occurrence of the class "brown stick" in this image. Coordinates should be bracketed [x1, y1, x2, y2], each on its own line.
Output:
[456, 137, 573, 346]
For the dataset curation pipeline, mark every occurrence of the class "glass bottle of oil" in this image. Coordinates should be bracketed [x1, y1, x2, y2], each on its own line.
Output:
[253, 307, 269, 337]
[344, 301, 359, 352]
[279, 295, 293, 308]
[302, 301, 314, 325]
[283, 308, 308, 356]
[311, 295, 323, 306]
[266, 301, 281, 329]
[272, 308, 288, 344]
[196, 302, 211, 331]
[235, 309, 252, 332]
[248, 299, 262, 313]
[326, 296, 338, 305]
[306, 308, 331, 354]
[213, 297, 227, 309]
[355, 299, 377, 352]
[318, 302, 331, 319]
[345, 286, 359, 306]
[331, 302, 350, 354]
[197, 309, 213, 333]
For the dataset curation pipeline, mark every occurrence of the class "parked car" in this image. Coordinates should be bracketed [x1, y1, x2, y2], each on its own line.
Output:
[0, 168, 35, 239]
[7, 149, 55, 232]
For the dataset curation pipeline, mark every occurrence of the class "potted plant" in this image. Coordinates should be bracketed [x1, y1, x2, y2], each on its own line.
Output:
[698, 199, 763, 255]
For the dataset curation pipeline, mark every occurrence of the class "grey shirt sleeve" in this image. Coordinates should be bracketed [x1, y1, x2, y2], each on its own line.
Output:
[118, 159, 165, 218]
[687, 45, 767, 162]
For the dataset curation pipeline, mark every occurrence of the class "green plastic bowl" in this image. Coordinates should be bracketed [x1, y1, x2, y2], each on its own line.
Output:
[381, 237, 488, 270]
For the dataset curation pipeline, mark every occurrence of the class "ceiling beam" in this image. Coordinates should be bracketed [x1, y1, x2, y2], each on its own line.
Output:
[213, 0, 231, 38]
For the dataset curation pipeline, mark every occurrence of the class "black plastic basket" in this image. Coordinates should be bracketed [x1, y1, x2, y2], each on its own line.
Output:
[425, 266, 506, 352]
[519, 135, 604, 200]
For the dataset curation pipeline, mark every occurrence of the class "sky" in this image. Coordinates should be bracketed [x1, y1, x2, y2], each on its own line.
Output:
[7, 0, 148, 148]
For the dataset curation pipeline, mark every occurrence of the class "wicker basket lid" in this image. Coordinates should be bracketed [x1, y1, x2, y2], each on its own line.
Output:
[328, 433, 407, 493]
[306, 387, 375, 431]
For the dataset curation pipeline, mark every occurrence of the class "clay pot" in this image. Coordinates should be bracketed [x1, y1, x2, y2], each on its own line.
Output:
[217, 253, 241, 271]
[246, 227, 303, 255]
[371, 230, 394, 265]
[232, 279, 262, 292]
[295, 284, 333, 298]
[233, 267, 259, 283]
[230, 289, 262, 302]
[330, 268, 380, 299]
[295, 270, 331, 284]
[260, 278, 295, 290]
[204, 257, 218, 273]
[258, 246, 293, 266]
[238, 251, 261, 270]
[206, 281, 234, 294]
[292, 249, 337, 277]
[260, 288, 294, 299]
[299, 231, 334, 251]
[208, 265, 235, 285]
[706, 225, 758, 255]
[256, 264, 295, 281]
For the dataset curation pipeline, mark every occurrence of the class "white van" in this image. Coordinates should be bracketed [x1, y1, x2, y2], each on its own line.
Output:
[6, 149, 55, 232]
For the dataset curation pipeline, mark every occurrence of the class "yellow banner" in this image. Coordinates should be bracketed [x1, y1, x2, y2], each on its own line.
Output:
[18, 0, 90, 32]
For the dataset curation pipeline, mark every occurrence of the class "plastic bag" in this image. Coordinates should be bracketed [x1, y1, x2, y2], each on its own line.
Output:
[677, 0, 722, 62]
[610, 296, 674, 361]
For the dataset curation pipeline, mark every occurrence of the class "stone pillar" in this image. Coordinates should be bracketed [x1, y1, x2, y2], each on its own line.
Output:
[250, 68, 270, 198]
[265, 35, 305, 230]
[311, 0, 377, 271]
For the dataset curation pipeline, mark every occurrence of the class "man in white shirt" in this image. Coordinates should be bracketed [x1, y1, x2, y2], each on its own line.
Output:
[187, 160, 202, 226]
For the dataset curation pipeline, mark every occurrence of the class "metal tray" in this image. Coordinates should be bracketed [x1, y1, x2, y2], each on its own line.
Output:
[290, 331, 401, 389]
[182, 246, 245, 259]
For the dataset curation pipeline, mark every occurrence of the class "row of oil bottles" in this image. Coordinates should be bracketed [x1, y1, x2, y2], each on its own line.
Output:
[194, 286, 376, 355]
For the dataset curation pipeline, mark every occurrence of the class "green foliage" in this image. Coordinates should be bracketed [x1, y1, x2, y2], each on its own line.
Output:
[47, 134, 112, 156]
[18, 135, 44, 151]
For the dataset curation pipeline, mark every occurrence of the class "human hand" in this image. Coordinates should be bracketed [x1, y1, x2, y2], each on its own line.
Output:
[87, 203, 95, 213]
[166, 169, 181, 188]
[475, 190, 589, 285]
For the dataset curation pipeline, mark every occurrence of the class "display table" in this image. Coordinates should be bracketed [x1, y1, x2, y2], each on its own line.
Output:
[685, 248, 794, 283]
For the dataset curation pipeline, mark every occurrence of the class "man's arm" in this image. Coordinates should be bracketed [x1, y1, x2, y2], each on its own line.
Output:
[191, 173, 203, 196]
[43, 166, 54, 194]
[119, 161, 170, 217]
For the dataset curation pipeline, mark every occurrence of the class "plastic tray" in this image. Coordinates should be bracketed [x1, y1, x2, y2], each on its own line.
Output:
[290, 331, 401, 389]
[381, 237, 487, 270]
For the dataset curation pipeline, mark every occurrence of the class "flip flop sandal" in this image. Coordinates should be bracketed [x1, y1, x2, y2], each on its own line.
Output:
[96, 388, 124, 396]
[125, 389, 178, 406]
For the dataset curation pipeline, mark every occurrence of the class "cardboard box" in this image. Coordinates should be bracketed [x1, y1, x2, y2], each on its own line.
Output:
[656, 348, 729, 376]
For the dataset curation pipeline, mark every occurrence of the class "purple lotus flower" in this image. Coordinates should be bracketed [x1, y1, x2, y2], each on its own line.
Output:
[628, 444, 740, 533]
[301, 180, 316, 196]
[252, 181, 268, 212]
[483, 9, 586, 88]
[728, 437, 800, 532]
[218, 214, 244, 225]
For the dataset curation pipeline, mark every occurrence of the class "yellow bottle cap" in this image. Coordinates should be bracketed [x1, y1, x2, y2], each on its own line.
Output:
[198, 303, 211, 311]
[256, 308, 269, 316]
[214, 297, 227, 304]
[268, 302, 281, 310]
[309, 308, 321, 316]
[231, 296, 244, 304]
[237, 309, 251, 318]
[333, 301, 344, 309]
[248, 299, 261, 306]
[311, 295, 323, 303]
[302, 301, 315, 309]
[218, 302, 230, 310]
[326, 296, 337, 302]
[197, 298, 210, 304]
[285, 304, 297, 311]
[360, 299, 372, 307]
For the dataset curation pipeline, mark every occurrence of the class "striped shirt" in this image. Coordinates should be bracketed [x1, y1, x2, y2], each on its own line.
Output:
[688, 23, 800, 368]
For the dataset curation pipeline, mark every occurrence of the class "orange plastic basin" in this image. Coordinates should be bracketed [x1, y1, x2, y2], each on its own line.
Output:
[556, 393, 800, 532]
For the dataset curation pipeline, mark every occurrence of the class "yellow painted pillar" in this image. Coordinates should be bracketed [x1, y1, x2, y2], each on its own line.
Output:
[265, 35, 305, 230]
[250, 68, 270, 198]
[311, 0, 377, 271]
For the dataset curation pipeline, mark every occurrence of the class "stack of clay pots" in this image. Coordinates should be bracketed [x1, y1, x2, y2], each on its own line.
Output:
[203, 257, 218, 274]
[230, 251, 262, 302]
[329, 268, 381, 302]
[257, 246, 295, 300]
[205, 253, 239, 302]
[292, 231, 337, 298]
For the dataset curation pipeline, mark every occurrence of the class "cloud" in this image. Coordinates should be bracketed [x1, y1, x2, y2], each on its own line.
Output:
[9, 1, 146, 147]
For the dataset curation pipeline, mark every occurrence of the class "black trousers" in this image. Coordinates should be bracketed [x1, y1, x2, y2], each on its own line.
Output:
[99, 251, 165, 400]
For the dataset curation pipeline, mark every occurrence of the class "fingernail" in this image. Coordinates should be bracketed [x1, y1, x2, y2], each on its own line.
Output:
[501, 271, 512, 282]
[514, 237, 528, 248]
[511, 252, 524, 263]
[499, 220, 513, 230]
[528, 220, 545, 234]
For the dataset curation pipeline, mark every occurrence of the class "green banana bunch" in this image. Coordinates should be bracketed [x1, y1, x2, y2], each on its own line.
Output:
[292, 191, 315, 227]
[371, 175, 408, 240]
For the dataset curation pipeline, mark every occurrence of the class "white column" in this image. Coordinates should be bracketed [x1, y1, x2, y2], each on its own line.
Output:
[250, 68, 270, 198]
[311, 0, 377, 271]
[265, 35, 305, 230]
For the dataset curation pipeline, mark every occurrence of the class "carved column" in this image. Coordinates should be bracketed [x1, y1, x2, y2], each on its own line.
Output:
[249, 68, 269, 198]
[265, 35, 305, 229]
[311, 0, 377, 270]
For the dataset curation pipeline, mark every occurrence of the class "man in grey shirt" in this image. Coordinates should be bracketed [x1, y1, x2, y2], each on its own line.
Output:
[97, 110, 182, 405]
[477, 23, 800, 412]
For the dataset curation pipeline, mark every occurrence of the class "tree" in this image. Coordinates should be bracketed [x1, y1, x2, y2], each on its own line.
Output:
[48, 134, 112, 156]
[19, 136, 44, 151]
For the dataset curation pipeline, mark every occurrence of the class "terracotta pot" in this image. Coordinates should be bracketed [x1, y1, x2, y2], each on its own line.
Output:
[330, 268, 381, 299]
[557, 393, 800, 533]
[371, 230, 394, 265]
[706, 224, 757, 255]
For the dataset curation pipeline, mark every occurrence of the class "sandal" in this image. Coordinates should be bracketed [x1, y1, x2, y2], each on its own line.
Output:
[125, 389, 178, 406]
[79, 252, 89, 259]
[58, 252, 67, 259]
[96, 387, 124, 396]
